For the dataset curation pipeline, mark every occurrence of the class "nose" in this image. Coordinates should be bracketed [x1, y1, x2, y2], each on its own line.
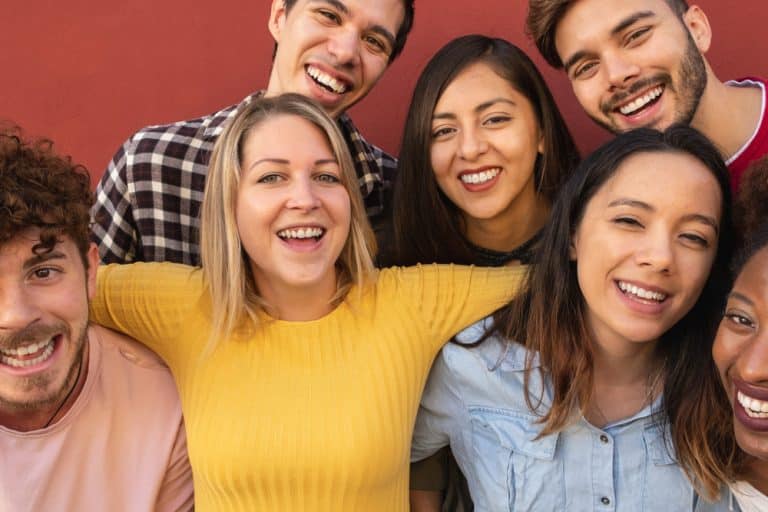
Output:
[285, 174, 321, 212]
[457, 126, 489, 161]
[736, 330, 768, 384]
[603, 51, 640, 90]
[635, 228, 674, 273]
[327, 28, 360, 66]
[0, 284, 40, 332]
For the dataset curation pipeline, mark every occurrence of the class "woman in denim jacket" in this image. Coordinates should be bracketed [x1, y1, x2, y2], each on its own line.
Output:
[412, 126, 735, 511]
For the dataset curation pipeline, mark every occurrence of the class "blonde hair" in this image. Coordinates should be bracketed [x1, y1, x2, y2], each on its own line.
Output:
[200, 93, 377, 348]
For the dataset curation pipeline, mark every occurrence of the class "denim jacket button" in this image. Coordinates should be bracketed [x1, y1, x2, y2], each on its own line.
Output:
[601, 496, 611, 505]
[600, 434, 609, 444]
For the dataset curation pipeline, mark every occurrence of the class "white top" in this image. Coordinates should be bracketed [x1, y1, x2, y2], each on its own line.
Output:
[731, 480, 768, 512]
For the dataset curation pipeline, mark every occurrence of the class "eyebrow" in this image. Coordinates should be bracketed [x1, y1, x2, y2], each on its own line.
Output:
[563, 10, 656, 73]
[23, 250, 66, 270]
[247, 158, 338, 172]
[728, 291, 755, 307]
[607, 198, 720, 233]
[432, 98, 517, 121]
[316, 0, 396, 49]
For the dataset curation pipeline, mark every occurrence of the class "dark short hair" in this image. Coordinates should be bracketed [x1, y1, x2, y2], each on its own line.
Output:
[0, 127, 93, 267]
[283, 0, 415, 61]
[526, 0, 690, 68]
[388, 34, 579, 266]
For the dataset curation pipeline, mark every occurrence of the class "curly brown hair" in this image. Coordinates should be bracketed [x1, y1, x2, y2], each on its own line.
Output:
[735, 156, 768, 241]
[0, 128, 93, 266]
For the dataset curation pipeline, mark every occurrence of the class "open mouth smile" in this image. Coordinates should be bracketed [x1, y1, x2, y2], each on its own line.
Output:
[459, 167, 501, 185]
[306, 65, 349, 95]
[277, 226, 326, 242]
[0, 336, 59, 369]
[615, 85, 665, 117]
[616, 280, 668, 303]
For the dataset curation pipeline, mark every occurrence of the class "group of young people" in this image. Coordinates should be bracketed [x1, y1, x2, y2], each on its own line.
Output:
[2, 0, 768, 511]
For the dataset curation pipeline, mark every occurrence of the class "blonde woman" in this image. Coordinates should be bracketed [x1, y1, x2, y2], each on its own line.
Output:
[91, 94, 525, 511]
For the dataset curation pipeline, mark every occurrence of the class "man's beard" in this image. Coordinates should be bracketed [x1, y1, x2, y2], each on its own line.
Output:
[595, 30, 708, 134]
[0, 320, 88, 412]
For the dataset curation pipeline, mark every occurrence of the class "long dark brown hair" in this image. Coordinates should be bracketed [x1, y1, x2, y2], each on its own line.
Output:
[490, 125, 734, 499]
[386, 35, 579, 266]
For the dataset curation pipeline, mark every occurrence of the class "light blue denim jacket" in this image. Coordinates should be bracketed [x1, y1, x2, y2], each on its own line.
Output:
[412, 319, 731, 512]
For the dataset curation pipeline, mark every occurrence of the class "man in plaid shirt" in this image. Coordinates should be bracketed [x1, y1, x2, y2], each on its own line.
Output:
[92, 0, 414, 265]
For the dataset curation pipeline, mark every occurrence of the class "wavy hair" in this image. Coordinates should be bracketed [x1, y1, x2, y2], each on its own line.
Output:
[489, 125, 734, 499]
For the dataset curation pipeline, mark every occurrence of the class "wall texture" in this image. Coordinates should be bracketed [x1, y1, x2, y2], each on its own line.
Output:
[3, 1, 766, 185]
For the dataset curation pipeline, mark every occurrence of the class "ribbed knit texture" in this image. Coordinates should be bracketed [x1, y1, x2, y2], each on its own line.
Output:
[92, 262, 525, 511]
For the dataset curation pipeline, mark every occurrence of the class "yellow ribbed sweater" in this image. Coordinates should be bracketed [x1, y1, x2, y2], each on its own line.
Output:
[92, 262, 525, 511]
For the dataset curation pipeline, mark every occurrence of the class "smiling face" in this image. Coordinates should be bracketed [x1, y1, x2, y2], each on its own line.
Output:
[714, 246, 768, 460]
[554, 0, 709, 133]
[0, 230, 96, 422]
[235, 114, 351, 304]
[571, 150, 721, 353]
[429, 62, 544, 233]
[267, 0, 404, 118]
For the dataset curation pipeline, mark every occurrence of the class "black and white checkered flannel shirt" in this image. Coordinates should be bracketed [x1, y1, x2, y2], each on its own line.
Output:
[91, 92, 397, 265]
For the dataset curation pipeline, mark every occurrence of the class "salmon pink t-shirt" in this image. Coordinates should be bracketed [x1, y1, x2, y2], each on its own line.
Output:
[0, 325, 193, 511]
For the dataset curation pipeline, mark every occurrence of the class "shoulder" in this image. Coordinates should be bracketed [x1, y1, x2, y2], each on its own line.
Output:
[90, 326, 181, 411]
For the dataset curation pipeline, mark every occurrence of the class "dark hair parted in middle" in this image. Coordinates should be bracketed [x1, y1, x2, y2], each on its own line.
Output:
[491, 124, 734, 498]
[389, 35, 580, 266]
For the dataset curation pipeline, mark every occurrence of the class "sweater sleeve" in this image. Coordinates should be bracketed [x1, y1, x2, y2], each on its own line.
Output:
[392, 264, 526, 353]
[91, 262, 203, 366]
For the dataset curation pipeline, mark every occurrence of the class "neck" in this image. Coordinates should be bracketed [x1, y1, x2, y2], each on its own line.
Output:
[586, 327, 661, 426]
[691, 71, 763, 160]
[0, 337, 89, 432]
[745, 457, 768, 496]
[464, 190, 549, 253]
[258, 274, 339, 322]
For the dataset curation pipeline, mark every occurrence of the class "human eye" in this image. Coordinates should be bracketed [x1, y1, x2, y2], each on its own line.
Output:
[723, 309, 756, 332]
[612, 216, 643, 228]
[256, 173, 284, 184]
[363, 34, 389, 55]
[431, 126, 456, 140]
[680, 232, 710, 248]
[315, 172, 341, 184]
[28, 266, 61, 282]
[573, 61, 598, 80]
[316, 8, 341, 25]
[625, 27, 651, 46]
[483, 114, 512, 127]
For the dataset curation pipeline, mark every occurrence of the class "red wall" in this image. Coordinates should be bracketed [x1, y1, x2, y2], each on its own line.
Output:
[3, 1, 767, 186]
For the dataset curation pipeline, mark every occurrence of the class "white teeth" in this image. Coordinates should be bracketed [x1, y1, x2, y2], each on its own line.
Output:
[460, 168, 501, 185]
[306, 65, 348, 94]
[619, 86, 664, 115]
[277, 227, 324, 240]
[737, 391, 768, 418]
[617, 281, 667, 302]
[0, 338, 55, 368]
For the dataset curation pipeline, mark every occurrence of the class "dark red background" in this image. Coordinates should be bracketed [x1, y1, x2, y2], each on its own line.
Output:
[3, 1, 766, 185]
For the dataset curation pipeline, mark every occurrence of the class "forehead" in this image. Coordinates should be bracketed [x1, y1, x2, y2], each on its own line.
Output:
[435, 62, 530, 109]
[290, 0, 405, 32]
[241, 115, 334, 163]
[555, 0, 676, 53]
[0, 228, 78, 265]
[591, 150, 721, 214]
[734, 247, 768, 301]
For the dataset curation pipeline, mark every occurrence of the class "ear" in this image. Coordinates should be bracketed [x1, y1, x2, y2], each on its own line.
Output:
[86, 243, 99, 300]
[268, 0, 289, 43]
[537, 133, 545, 155]
[682, 5, 712, 54]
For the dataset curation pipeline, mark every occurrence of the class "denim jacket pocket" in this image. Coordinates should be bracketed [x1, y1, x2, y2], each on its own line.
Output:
[468, 407, 564, 512]
[641, 422, 695, 511]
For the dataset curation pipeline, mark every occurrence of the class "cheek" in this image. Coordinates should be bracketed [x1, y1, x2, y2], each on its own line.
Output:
[711, 330, 734, 384]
